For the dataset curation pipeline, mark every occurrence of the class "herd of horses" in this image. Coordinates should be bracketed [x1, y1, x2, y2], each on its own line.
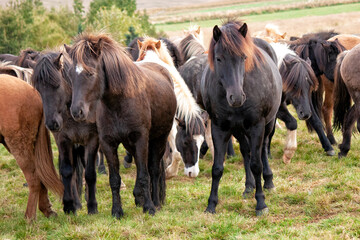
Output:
[1, 20, 360, 221]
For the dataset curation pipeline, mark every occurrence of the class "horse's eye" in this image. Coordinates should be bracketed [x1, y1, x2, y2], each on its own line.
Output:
[216, 58, 221, 62]
[244, 55, 248, 60]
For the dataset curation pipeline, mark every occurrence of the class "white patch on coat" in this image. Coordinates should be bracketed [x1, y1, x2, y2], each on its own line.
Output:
[183, 134, 204, 178]
[76, 64, 84, 74]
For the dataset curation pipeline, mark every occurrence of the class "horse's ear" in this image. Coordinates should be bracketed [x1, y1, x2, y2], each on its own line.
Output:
[53, 53, 63, 70]
[155, 40, 161, 49]
[92, 38, 103, 57]
[281, 32, 287, 39]
[196, 26, 201, 34]
[201, 111, 209, 122]
[213, 25, 221, 42]
[175, 118, 186, 128]
[64, 44, 71, 54]
[137, 39, 143, 49]
[239, 23, 248, 38]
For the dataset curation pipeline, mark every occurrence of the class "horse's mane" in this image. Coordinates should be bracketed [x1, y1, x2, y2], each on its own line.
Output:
[69, 33, 144, 96]
[0, 61, 33, 84]
[280, 54, 318, 97]
[31, 51, 72, 90]
[178, 34, 206, 63]
[138, 37, 175, 67]
[301, 30, 339, 41]
[16, 48, 40, 68]
[208, 21, 264, 72]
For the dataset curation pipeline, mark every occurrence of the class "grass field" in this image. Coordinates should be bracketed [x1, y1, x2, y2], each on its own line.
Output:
[155, 2, 360, 32]
[1, 105, 360, 239]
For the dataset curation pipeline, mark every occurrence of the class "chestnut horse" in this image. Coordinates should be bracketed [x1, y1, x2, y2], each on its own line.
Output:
[67, 33, 177, 218]
[201, 21, 282, 216]
[0, 74, 63, 220]
[333, 43, 360, 157]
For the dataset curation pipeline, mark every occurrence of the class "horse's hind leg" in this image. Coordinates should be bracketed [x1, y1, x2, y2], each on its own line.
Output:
[148, 136, 167, 208]
[38, 182, 57, 217]
[323, 77, 337, 145]
[338, 105, 358, 158]
[262, 119, 275, 190]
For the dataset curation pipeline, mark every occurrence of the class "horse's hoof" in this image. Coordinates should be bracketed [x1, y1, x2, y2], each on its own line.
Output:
[242, 187, 254, 199]
[123, 160, 132, 169]
[338, 152, 347, 159]
[256, 207, 269, 217]
[120, 180, 126, 190]
[282, 155, 291, 164]
[45, 210, 57, 218]
[97, 166, 107, 175]
[112, 209, 124, 219]
[205, 207, 216, 214]
[326, 150, 335, 156]
[264, 184, 275, 191]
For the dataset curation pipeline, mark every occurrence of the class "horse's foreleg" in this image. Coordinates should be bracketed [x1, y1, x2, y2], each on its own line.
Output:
[84, 138, 99, 214]
[322, 76, 337, 145]
[165, 152, 182, 179]
[100, 139, 123, 219]
[262, 119, 275, 190]
[205, 119, 214, 160]
[339, 105, 358, 158]
[248, 119, 268, 216]
[58, 140, 77, 214]
[306, 104, 335, 156]
[205, 122, 231, 214]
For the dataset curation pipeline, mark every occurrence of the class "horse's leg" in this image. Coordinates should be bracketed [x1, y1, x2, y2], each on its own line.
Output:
[277, 102, 298, 164]
[38, 182, 57, 217]
[205, 119, 214, 160]
[132, 136, 156, 215]
[100, 139, 123, 218]
[58, 139, 77, 214]
[165, 152, 182, 179]
[248, 119, 268, 216]
[97, 149, 107, 174]
[226, 137, 235, 158]
[262, 119, 275, 190]
[205, 122, 231, 214]
[338, 105, 358, 158]
[306, 104, 335, 156]
[267, 119, 276, 159]
[123, 150, 133, 169]
[234, 132, 254, 198]
[148, 136, 167, 208]
[84, 137, 99, 214]
[322, 76, 337, 145]
[72, 145, 84, 210]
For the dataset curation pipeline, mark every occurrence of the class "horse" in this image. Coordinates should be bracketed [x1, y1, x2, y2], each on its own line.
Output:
[333, 43, 360, 158]
[0, 61, 33, 83]
[289, 35, 345, 148]
[201, 21, 282, 216]
[177, 26, 207, 63]
[136, 37, 206, 178]
[0, 48, 40, 69]
[269, 42, 321, 163]
[67, 33, 177, 218]
[127, 37, 183, 68]
[0, 74, 63, 220]
[31, 51, 103, 215]
[253, 23, 287, 43]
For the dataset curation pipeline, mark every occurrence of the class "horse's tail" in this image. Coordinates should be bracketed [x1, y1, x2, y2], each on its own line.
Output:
[34, 114, 64, 197]
[333, 51, 351, 131]
[306, 76, 324, 132]
[169, 66, 203, 131]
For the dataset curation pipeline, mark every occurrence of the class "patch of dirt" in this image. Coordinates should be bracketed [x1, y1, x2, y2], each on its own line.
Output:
[166, 12, 360, 47]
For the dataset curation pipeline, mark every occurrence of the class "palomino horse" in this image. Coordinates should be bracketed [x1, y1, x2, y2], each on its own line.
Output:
[67, 33, 176, 217]
[269, 42, 327, 163]
[32, 51, 104, 215]
[201, 21, 282, 216]
[136, 37, 205, 178]
[333, 43, 360, 157]
[0, 74, 63, 220]
[253, 23, 287, 43]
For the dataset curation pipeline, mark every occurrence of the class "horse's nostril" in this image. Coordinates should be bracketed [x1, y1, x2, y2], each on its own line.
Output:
[79, 109, 83, 116]
[53, 122, 59, 129]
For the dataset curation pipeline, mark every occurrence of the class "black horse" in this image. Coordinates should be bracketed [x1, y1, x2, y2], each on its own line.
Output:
[201, 21, 282, 216]
[67, 33, 177, 218]
[32, 52, 100, 215]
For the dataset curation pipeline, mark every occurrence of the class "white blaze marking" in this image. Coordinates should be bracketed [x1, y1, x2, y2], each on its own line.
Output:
[76, 64, 84, 74]
[184, 134, 204, 178]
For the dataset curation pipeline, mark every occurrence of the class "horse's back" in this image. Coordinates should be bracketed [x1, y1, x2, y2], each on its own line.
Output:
[0, 74, 42, 136]
[341, 44, 360, 88]
[328, 34, 360, 50]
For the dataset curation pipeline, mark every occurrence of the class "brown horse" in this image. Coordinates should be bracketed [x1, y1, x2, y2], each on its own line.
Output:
[0, 74, 63, 220]
[333, 43, 360, 157]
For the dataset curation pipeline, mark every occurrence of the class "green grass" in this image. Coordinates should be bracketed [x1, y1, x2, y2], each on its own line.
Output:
[1, 105, 360, 239]
[155, 2, 360, 32]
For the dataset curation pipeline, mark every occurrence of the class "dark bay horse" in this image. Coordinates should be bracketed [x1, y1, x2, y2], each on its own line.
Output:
[67, 33, 177, 217]
[333, 43, 360, 157]
[201, 21, 282, 216]
[0, 74, 63, 220]
[31, 52, 101, 215]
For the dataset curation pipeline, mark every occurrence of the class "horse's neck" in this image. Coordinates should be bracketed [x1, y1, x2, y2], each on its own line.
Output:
[270, 42, 296, 68]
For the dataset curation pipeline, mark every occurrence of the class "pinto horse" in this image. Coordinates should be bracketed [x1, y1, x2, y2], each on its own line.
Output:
[0, 74, 63, 220]
[201, 21, 282, 216]
[67, 33, 177, 217]
[333, 43, 360, 157]
[31, 51, 104, 215]
[136, 37, 205, 178]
